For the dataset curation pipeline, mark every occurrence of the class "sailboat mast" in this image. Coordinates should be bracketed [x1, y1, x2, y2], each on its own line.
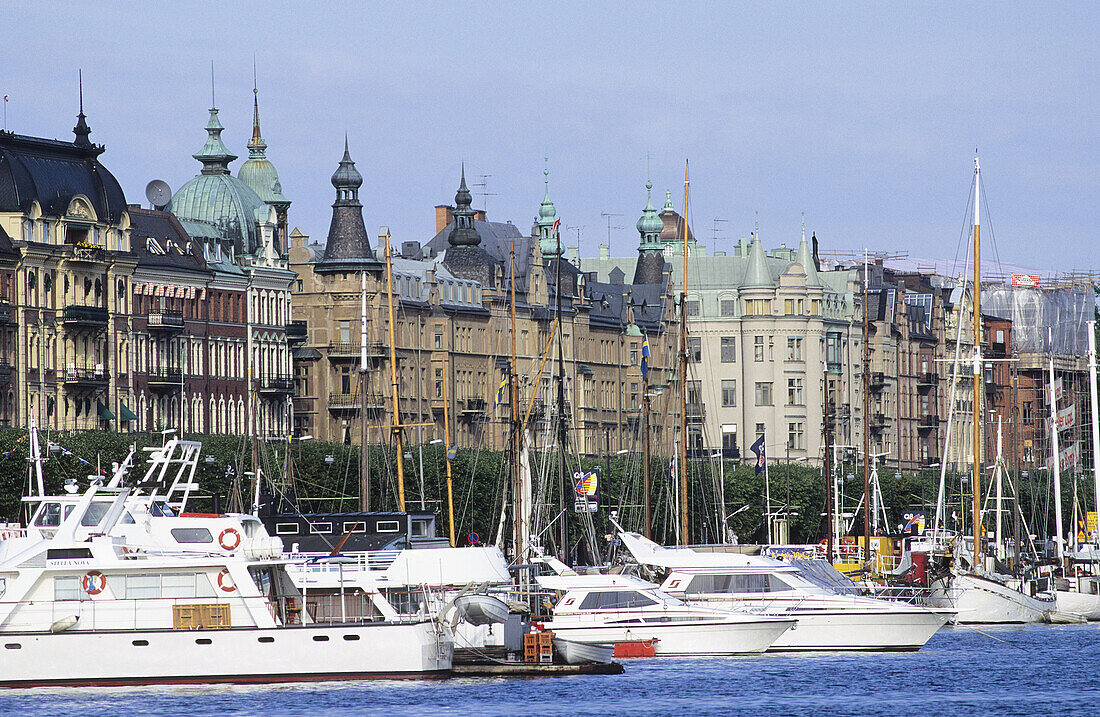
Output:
[442, 354, 456, 546]
[971, 156, 983, 567]
[1089, 320, 1100, 546]
[383, 229, 406, 511]
[862, 251, 871, 563]
[360, 269, 370, 511]
[678, 160, 690, 545]
[555, 224, 569, 561]
[1049, 339, 1065, 562]
[643, 371, 652, 539]
[510, 241, 521, 560]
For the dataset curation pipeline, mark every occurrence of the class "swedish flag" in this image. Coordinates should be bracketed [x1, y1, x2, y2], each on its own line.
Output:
[495, 376, 508, 406]
[640, 334, 651, 381]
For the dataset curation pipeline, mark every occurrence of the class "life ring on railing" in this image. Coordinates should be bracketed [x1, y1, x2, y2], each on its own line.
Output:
[82, 571, 106, 595]
[218, 527, 241, 551]
[217, 568, 237, 593]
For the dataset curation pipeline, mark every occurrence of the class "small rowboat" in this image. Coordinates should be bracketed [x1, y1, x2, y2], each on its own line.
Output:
[553, 637, 614, 665]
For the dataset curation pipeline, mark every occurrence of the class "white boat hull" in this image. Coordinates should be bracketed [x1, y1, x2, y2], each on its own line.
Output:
[0, 621, 452, 688]
[1054, 589, 1100, 621]
[541, 617, 794, 656]
[552, 637, 614, 664]
[930, 573, 1052, 624]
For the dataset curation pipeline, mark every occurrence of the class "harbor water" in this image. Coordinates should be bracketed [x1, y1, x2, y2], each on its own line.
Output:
[3, 624, 1098, 716]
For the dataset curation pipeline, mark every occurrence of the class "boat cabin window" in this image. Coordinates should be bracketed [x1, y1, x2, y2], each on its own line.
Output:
[121, 511, 135, 524]
[170, 528, 214, 544]
[411, 519, 432, 538]
[377, 521, 401, 533]
[150, 502, 176, 518]
[578, 590, 659, 610]
[54, 576, 83, 601]
[111, 573, 199, 599]
[308, 522, 333, 534]
[342, 521, 366, 533]
[33, 503, 74, 527]
[275, 523, 299, 535]
[685, 573, 793, 595]
[79, 502, 112, 527]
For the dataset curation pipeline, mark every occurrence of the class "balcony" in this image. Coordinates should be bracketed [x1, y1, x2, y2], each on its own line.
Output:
[328, 392, 360, 412]
[287, 321, 308, 345]
[460, 398, 488, 422]
[143, 367, 183, 391]
[918, 414, 939, 430]
[147, 312, 184, 332]
[68, 242, 106, 263]
[917, 372, 938, 388]
[869, 372, 886, 390]
[62, 304, 108, 330]
[259, 375, 295, 395]
[0, 301, 12, 326]
[63, 365, 109, 389]
[869, 412, 888, 433]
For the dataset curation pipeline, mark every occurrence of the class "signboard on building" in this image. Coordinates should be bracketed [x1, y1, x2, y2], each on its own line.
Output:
[1011, 274, 1041, 287]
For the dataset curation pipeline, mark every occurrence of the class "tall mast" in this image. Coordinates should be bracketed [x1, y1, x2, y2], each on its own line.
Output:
[1049, 333, 1065, 562]
[383, 229, 406, 511]
[360, 269, 370, 511]
[970, 157, 983, 567]
[678, 160, 690, 545]
[643, 360, 652, 539]
[1090, 320, 1100, 546]
[510, 240, 521, 560]
[862, 250, 871, 564]
[555, 223, 569, 561]
[442, 354, 456, 546]
[824, 369, 834, 562]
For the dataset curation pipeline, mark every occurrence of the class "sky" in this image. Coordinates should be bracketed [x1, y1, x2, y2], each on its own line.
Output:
[2, 2, 1096, 275]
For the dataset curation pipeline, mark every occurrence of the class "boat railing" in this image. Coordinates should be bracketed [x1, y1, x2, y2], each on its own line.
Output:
[869, 584, 950, 606]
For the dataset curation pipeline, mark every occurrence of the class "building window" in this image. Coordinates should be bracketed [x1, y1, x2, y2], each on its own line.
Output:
[787, 378, 803, 406]
[687, 337, 701, 362]
[787, 337, 803, 361]
[755, 382, 773, 406]
[721, 379, 737, 407]
[434, 325, 443, 349]
[435, 368, 443, 399]
[744, 299, 770, 316]
[755, 422, 765, 440]
[722, 427, 737, 453]
[338, 320, 351, 344]
[826, 332, 842, 367]
[630, 349, 638, 365]
[784, 299, 795, 315]
[811, 300, 821, 315]
[788, 422, 805, 450]
[685, 300, 700, 317]
[720, 299, 737, 316]
[754, 336, 764, 362]
[720, 337, 736, 363]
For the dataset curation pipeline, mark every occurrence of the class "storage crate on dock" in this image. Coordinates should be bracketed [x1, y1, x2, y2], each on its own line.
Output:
[523, 630, 554, 664]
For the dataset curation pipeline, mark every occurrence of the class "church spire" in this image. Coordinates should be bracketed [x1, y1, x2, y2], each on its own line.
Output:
[247, 80, 267, 158]
[73, 70, 92, 148]
[193, 68, 236, 175]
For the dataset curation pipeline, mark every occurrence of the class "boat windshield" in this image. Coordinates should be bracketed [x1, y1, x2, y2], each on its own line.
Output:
[578, 590, 659, 610]
[684, 572, 796, 595]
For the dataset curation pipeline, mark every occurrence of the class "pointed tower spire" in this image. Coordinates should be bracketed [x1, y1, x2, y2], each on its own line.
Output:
[742, 234, 774, 288]
[318, 138, 372, 270]
[795, 231, 821, 287]
[633, 179, 666, 285]
[193, 65, 236, 175]
[248, 76, 266, 155]
[448, 163, 481, 248]
[537, 156, 560, 257]
[73, 70, 92, 148]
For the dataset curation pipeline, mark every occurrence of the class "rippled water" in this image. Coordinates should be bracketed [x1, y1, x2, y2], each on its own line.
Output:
[3, 625, 1099, 716]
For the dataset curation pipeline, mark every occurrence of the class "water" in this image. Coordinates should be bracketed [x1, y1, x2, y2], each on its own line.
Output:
[2, 625, 1098, 716]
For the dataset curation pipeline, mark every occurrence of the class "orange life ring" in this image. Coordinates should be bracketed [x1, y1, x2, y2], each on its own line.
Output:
[218, 527, 241, 551]
[82, 571, 106, 595]
[217, 568, 237, 593]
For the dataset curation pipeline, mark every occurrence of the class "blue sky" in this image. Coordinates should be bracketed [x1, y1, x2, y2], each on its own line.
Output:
[3, 2, 1096, 274]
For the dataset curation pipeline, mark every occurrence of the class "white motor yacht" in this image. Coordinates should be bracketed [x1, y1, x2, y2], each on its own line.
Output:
[535, 573, 794, 656]
[618, 530, 951, 651]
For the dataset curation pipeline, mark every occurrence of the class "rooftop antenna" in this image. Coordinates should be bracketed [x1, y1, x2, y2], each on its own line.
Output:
[711, 217, 728, 243]
[210, 60, 216, 108]
[3, 94, 8, 131]
[472, 174, 497, 213]
[600, 212, 623, 246]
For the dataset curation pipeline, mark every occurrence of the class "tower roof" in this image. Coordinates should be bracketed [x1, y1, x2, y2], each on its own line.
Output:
[742, 235, 774, 288]
[537, 160, 561, 258]
[447, 165, 481, 248]
[237, 86, 289, 206]
[795, 233, 821, 287]
[317, 138, 374, 270]
[193, 106, 237, 175]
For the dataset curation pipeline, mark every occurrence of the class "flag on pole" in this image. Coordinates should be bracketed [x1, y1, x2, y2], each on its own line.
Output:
[495, 376, 508, 406]
[750, 434, 766, 475]
[640, 334, 651, 381]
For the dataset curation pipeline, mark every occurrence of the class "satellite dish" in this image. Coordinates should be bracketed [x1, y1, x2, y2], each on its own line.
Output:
[145, 179, 172, 210]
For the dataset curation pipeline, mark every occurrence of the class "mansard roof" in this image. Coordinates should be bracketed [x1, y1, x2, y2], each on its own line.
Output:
[0, 130, 127, 223]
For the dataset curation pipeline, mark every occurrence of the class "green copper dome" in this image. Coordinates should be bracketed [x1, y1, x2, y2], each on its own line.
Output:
[238, 88, 288, 206]
[537, 162, 561, 257]
[636, 181, 664, 240]
[169, 105, 268, 254]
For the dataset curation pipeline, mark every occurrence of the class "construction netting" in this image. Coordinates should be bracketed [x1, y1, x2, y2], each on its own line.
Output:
[980, 283, 1095, 356]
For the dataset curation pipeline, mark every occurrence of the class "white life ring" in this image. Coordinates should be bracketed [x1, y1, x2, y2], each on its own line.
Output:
[218, 527, 241, 551]
[217, 568, 237, 593]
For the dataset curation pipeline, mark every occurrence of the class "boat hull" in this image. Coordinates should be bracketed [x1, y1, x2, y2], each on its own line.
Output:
[552, 637, 614, 664]
[1054, 588, 1100, 621]
[930, 573, 1052, 623]
[541, 618, 794, 656]
[0, 621, 452, 688]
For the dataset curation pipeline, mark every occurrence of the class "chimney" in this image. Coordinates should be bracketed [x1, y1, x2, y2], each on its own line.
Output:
[474, 209, 487, 222]
[599, 244, 610, 259]
[435, 205, 454, 234]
